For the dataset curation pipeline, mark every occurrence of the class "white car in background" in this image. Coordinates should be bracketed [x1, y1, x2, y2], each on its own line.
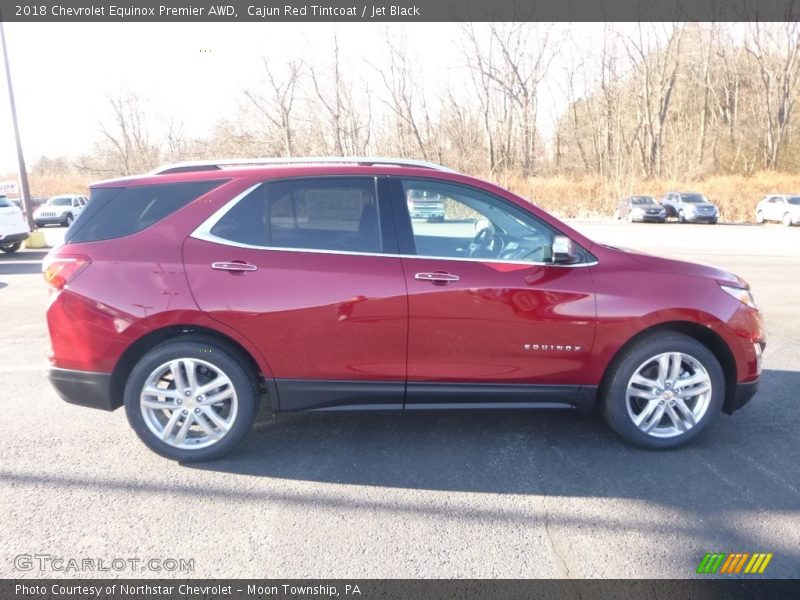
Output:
[33, 194, 88, 227]
[0, 195, 30, 254]
[756, 194, 800, 226]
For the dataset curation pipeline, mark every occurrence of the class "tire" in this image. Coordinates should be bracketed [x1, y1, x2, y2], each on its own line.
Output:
[63, 213, 73, 227]
[124, 338, 259, 462]
[678, 210, 686, 224]
[756, 210, 765, 224]
[784, 212, 793, 227]
[627, 212, 635, 223]
[601, 333, 725, 450]
[1, 242, 21, 254]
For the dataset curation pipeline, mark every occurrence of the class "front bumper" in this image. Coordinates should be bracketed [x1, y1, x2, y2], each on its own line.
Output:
[685, 214, 718, 223]
[49, 367, 117, 411]
[35, 215, 67, 225]
[724, 377, 760, 414]
[0, 231, 29, 245]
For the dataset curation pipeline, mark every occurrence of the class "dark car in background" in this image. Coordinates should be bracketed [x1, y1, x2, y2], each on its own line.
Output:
[660, 192, 719, 224]
[615, 196, 666, 223]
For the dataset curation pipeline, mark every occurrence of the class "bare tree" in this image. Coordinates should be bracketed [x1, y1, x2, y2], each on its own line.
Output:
[745, 22, 800, 169]
[244, 58, 303, 156]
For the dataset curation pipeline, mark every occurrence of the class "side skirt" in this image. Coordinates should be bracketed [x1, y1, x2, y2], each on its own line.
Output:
[274, 379, 598, 413]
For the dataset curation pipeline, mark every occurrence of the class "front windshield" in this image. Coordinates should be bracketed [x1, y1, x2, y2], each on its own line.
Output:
[631, 197, 656, 205]
[48, 197, 72, 207]
[788, 197, 800, 205]
[680, 193, 706, 203]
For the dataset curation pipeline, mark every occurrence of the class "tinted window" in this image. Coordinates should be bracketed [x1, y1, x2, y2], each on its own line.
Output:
[210, 178, 381, 253]
[788, 197, 800, 205]
[49, 197, 72, 207]
[0, 197, 13, 208]
[67, 180, 223, 243]
[401, 179, 556, 263]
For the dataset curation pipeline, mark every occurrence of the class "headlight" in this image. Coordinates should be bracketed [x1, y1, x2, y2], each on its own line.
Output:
[720, 284, 757, 309]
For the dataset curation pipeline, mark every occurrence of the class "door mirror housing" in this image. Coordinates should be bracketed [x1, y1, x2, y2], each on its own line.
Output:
[552, 236, 579, 264]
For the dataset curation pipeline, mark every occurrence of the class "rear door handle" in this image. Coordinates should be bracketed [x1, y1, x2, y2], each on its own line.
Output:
[212, 261, 258, 272]
[415, 272, 460, 284]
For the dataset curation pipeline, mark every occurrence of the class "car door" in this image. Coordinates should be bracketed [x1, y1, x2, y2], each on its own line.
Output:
[771, 196, 785, 221]
[183, 176, 408, 411]
[390, 177, 597, 407]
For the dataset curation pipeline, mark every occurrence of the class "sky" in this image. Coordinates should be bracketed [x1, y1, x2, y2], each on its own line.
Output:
[0, 22, 611, 176]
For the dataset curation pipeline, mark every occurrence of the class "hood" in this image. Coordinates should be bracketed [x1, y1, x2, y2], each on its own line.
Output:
[606, 245, 746, 287]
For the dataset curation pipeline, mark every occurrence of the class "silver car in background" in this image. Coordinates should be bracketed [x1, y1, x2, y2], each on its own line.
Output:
[660, 192, 719, 224]
[756, 195, 800, 226]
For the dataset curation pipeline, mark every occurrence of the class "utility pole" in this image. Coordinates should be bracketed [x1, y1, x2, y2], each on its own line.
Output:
[1, 21, 35, 231]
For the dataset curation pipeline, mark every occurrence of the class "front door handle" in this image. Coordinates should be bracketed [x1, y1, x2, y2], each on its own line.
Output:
[212, 261, 258, 272]
[415, 272, 460, 284]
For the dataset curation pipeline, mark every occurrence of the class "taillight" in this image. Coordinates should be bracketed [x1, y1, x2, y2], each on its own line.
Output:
[43, 254, 91, 290]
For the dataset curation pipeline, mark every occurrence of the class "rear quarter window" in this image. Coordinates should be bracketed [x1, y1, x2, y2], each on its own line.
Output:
[66, 180, 224, 243]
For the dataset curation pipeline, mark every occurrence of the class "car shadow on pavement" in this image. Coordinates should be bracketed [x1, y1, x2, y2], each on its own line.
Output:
[186, 368, 800, 575]
[192, 368, 799, 501]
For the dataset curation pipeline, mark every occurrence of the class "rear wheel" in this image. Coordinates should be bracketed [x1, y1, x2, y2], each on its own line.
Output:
[124, 338, 259, 462]
[756, 210, 765, 224]
[1, 242, 21, 254]
[602, 333, 724, 449]
[784, 212, 794, 227]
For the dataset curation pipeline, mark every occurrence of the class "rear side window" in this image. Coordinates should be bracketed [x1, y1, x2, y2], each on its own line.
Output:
[209, 178, 381, 253]
[67, 181, 224, 243]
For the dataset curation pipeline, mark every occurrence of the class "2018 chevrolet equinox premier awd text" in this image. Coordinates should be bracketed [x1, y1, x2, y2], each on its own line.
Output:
[44, 158, 764, 461]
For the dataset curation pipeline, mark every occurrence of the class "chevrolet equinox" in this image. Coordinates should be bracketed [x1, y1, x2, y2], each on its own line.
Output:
[44, 158, 764, 461]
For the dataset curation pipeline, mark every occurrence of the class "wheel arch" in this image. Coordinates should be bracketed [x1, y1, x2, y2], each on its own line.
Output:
[596, 321, 738, 414]
[109, 325, 277, 411]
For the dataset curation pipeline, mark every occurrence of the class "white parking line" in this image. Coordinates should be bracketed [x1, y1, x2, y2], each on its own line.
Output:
[0, 365, 49, 373]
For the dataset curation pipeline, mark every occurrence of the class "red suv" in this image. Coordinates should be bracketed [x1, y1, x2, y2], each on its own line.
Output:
[44, 158, 764, 461]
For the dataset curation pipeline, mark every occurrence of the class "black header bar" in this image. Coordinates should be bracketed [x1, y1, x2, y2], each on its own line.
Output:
[1, 0, 799, 22]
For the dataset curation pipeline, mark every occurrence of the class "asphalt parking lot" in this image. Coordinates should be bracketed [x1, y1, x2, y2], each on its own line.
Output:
[0, 222, 798, 579]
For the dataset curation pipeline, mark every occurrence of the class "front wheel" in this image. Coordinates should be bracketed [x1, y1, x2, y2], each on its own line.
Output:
[124, 338, 259, 462]
[601, 333, 724, 449]
[63, 213, 73, 227]
[756, 210, 765, 224]
[678, 210, 686, 223]
[1, 242, 21, 254]
[784, 212, 794, 227]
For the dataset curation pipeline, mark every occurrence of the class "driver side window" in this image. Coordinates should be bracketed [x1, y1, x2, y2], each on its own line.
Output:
[401, 179, 555, 263]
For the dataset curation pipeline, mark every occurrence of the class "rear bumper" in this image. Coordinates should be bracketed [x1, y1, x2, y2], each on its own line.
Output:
[0, 231, 29, 245]
[48, 367, 117, 411]
[724, 378, 760, 414]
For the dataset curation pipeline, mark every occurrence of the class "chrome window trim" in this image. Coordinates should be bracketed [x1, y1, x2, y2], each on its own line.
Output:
[190, 181, 598, 269]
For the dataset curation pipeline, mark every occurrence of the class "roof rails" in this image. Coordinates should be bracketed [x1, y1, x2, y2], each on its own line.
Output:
[150, 157, 458, 175]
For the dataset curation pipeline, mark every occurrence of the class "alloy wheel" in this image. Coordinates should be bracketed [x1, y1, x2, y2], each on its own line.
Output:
[625, 352, 712, 438]
[139, 358, 238, 450]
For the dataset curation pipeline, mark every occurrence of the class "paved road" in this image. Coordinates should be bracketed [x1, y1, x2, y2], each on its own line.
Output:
[0, 222, 798, 579]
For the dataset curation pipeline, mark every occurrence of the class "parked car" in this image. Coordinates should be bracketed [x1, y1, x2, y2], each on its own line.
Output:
[44, 157, 764, 461]
[755, 194, 800, 226]
[0, 194, 29, 253]
[615, 196, 666, 222]
[660, 192, 719, 224]
[407, 188, 445, 221]
[34, 194, 88, 227]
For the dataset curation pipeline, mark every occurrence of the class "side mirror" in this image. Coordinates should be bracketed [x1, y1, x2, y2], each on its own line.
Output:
[552, 236, 578, 264]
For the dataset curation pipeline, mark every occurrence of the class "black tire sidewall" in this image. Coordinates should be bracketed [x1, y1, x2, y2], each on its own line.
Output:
[602, 334, 725, 450]
[124, 340, 259, 462]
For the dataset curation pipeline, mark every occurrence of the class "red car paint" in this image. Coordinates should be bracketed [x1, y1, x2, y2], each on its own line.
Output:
[44, 165, 764, 416]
